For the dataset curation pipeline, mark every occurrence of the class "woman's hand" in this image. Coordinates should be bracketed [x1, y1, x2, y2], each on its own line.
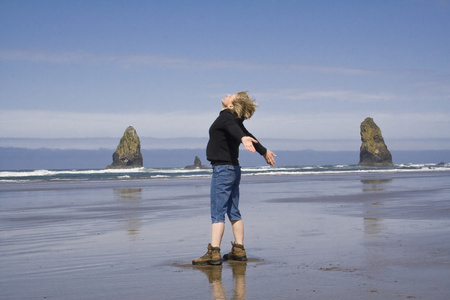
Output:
[241, 136, 258, 153]
[263, 150, 276, 166]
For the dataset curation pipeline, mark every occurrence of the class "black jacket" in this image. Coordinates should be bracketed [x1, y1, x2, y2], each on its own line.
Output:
[206, 109, 267, 165]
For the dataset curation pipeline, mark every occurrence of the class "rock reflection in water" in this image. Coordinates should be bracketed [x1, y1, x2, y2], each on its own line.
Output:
[361, 178, 392, 192]
[115, 188, 143, 237]
[194, 262, 247, 300]
[361, 179, 389, 237]
[363, 217, 384, 237]
[115, 188, 143, 200]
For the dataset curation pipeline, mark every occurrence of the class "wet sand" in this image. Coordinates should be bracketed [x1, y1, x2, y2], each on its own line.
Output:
[1, 171, 450, 299]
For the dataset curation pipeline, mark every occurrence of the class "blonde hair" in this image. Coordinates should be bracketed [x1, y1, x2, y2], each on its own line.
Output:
[232, 91, 258, 120]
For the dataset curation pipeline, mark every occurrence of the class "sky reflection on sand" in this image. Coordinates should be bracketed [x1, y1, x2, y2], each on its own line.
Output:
[1, 171, 449, 299]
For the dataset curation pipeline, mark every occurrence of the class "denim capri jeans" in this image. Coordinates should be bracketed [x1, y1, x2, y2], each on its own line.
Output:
[210, 165, 242, 223]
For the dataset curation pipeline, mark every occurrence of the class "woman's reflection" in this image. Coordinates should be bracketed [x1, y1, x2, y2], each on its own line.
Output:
[194, 262, 247, 300]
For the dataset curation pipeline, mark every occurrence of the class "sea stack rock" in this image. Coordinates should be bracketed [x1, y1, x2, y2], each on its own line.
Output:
[358, 117, 393, 167]
[185, 156, 210, 169]
[106, 126, 143, 169]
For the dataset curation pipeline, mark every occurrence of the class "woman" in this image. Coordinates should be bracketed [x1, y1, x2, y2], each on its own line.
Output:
[192, 91, 276, 265]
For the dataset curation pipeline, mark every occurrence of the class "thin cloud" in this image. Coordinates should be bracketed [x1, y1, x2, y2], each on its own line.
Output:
[0, 49, 183, 67]
[0, 49, 373, 74]
[250, 111, 450, 140]
[0, 109, 213, 139]
[1, 110, 449, 150]
[255, 89, 396, 103]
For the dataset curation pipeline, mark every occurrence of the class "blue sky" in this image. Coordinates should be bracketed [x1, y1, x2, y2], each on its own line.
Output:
[1, 0, 449, 150]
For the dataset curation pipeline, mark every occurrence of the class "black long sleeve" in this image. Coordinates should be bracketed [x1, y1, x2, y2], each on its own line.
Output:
[236, 119, 267, 156]
[206, 109, 267, 165]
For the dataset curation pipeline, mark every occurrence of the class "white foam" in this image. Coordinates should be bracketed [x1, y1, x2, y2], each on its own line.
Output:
[0, 168, 146, 178]
[1, 163, 448, 182]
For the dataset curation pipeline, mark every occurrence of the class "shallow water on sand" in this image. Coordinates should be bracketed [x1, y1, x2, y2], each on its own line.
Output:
[1, 171, 450, 299]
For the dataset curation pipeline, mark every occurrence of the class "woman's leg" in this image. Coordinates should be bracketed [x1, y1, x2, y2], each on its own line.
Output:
[231, 219, 244, 245]
[229, 166, 243, 245]
[210, 165, 238, 248]
[211, 222, 225, 248]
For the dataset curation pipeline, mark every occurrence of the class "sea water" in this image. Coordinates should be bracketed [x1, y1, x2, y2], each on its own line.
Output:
[1, 163, 449, 184]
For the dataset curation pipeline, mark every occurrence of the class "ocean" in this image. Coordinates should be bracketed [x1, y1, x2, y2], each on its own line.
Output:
[1, 163, 449, 184]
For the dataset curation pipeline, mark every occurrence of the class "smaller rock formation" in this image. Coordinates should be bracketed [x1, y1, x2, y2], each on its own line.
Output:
[358, 117, 393, 167]
[185, 156, 210, 169]
[106, 126, 143, 169]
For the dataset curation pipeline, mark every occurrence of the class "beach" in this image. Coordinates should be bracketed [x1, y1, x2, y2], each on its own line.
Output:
[1, 170, 450, 299]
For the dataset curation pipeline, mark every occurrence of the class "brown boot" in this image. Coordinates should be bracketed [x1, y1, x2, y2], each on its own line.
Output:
[223, 242, 247, 261]
[192, 243, 222, 265]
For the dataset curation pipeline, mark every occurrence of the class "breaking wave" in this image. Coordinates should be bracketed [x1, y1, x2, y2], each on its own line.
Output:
[1, 163, 449, 183]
